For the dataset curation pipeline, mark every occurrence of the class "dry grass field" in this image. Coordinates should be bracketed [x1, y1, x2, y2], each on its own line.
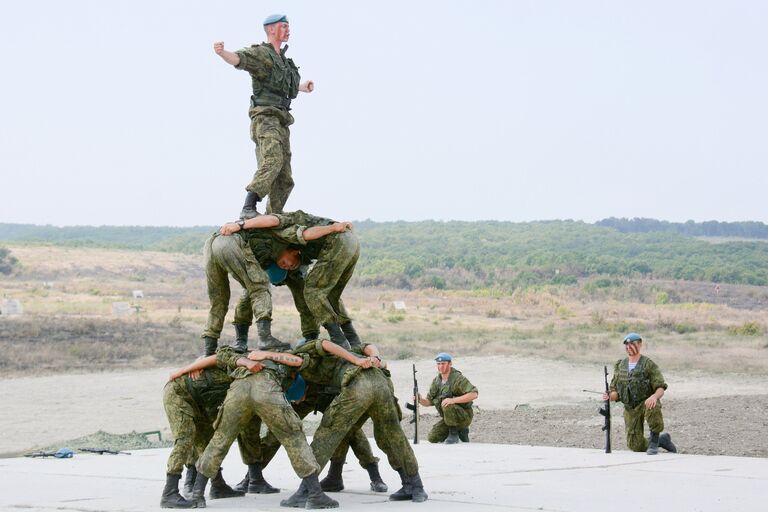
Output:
[2, 244, 768, 457]
[1, 243, 767, 376]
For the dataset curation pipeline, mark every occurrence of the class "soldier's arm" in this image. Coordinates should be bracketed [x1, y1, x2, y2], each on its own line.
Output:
[361, 344, 387, 369]
[168, 355, 217, 381]
[221, 215, 280, 235]
[302, 222, 352, 241]
[644, 359, 667, 409]
[213, 41, 241, 66]
[248, 350, 304, 367]
[320, 339, 372, 368]
[444, 375, 478, 407]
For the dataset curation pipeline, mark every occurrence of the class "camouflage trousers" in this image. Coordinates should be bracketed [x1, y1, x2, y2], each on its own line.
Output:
[258, 394, 378, 469]
[305, 231, 360, 326]
[247, 107, 294, 214]
[164, 379, 263, 474]
[427, 405, 473, 443]
[234, 271, 320, 337]
[310, 369, 419, 477]
[623, 401, 665, 452]
[164, 380, 214, 475]
[202, 233, 272, 339]
[196, 371, 319, 479]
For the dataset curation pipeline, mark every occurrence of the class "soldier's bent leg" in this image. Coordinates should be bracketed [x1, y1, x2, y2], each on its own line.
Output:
[201, 234, 231, 345]
[427, 419, 449, 444]
[163, 383, 197, 476]
[624, 404, 649, 452]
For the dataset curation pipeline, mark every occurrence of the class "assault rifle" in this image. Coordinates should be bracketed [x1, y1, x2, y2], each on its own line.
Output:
[598, 365, 611, 453]
[405, 363, 419, 444]
[80, 447, 131, 455]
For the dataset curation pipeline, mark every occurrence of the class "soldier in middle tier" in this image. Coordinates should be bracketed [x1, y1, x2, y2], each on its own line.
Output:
[220, 210, 363, 349]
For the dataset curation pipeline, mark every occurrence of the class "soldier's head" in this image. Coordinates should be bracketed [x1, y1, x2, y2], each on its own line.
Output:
[622, 332, 642, 357]
[276, 248, 301, 271]
[435, 352, 453, 375]
[263, 14, 290, 42]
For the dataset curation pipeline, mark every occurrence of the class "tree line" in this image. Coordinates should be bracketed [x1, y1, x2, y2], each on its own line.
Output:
[596, 217, 768, 239]
[2, 220, 768, 288]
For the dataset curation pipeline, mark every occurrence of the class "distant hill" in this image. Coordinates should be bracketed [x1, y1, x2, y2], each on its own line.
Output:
[596, 217, 768, 239]
[2, 220, 768, 288]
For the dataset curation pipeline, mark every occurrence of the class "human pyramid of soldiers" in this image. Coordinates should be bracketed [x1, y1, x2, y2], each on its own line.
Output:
[160, 13, 678, 510]
[160, 14, 432, 509]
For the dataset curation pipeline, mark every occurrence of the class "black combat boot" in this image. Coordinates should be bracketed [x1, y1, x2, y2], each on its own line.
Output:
[232, 323, 249, 353]
[256, 319, 292, 350]
[323, 323, 351, 350]
[245, 463, 279, 493]
[240, 192, 261, 220]
[280, 479, 308, 508]
[388, 468, 412, 501]
[364, 462, 388, 492]
[407, 473, 429, 503]
[458, 427, 470, 443]
[209, 467, 245, 499]
[182, 465, 196, 498]
[659, 432, 678, 453]
[319, 460, 345, 492]
[444, 427, 460, 444]
[190, 472, 209, 508]
[647, 431, 660, 455]
[160, 473, 194, 508]
[202, 337, 218, 357]
[234, 471, 250, 493]
[339, 321, 362, 348]
[304, 472, 339, 509]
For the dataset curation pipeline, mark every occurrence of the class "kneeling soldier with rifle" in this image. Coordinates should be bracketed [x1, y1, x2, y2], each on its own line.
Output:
[602, 333, 678, 455]
[416, 353, 478, 444]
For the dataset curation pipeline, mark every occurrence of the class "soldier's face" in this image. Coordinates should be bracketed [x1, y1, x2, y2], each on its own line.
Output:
[436, 361, 451, 376]
[268, 22, 290, 42]
[625, 341, 641, 357]
[277, 249, 301, 271]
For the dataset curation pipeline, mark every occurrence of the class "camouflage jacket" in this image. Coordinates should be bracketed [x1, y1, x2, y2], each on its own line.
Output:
[610, 355, 667, 408]
[235, 42, 300, 106]
[215, 345, 284, 380]
[173, 367, 233, 420]
[426, 368, 477, 416]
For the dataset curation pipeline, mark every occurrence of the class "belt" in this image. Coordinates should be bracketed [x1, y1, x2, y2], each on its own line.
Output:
[250, 95, 291, 110]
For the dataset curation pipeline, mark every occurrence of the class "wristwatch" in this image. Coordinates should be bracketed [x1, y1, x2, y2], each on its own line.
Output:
[236, 219, 246, 231]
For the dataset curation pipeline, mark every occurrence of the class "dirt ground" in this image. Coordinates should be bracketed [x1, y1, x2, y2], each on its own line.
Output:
[3, 355, 766, 458]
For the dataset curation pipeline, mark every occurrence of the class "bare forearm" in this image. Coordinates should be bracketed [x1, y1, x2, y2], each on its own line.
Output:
[321, 339, 364, 365]
[451, 391, 478, 405]
[248, 350, 303, 367]
[218, 49, 240, 66]
[302, 225, 338, 241]
[175, 355, 217, 376]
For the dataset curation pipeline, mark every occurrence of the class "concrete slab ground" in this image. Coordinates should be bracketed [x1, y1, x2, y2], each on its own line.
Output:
[1, 441, 765, 512]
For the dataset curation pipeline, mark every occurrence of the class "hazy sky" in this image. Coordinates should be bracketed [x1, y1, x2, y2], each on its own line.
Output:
[1, 1, 766, 226]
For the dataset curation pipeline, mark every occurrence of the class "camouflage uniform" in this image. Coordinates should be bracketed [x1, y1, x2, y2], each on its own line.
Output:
[610, 355, 668, 452]
[235, 43, 301, 213]
[196, 347, 319, 479]
[294, 340, 419, 477]
[270, 211, 359, 326]
[201, 232, 272, 340]
[163, 367, 261, 475]
[234, 268, 320, 339]
[259, 383, 379, 470]
[425, 368, 478, 443]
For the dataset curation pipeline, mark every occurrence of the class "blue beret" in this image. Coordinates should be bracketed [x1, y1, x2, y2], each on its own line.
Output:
[434, 352, 452, 362]
[285, 373, 306, 402]
[265, 262, 288, 285]
[263, 14, 288, 26]
[623, 332, 642, 344]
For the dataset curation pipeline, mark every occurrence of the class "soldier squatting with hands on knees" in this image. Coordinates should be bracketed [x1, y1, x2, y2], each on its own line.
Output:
[416, 352, 479, 444]
[603, 333, 678, 455]
[213, 14, 314, 219]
